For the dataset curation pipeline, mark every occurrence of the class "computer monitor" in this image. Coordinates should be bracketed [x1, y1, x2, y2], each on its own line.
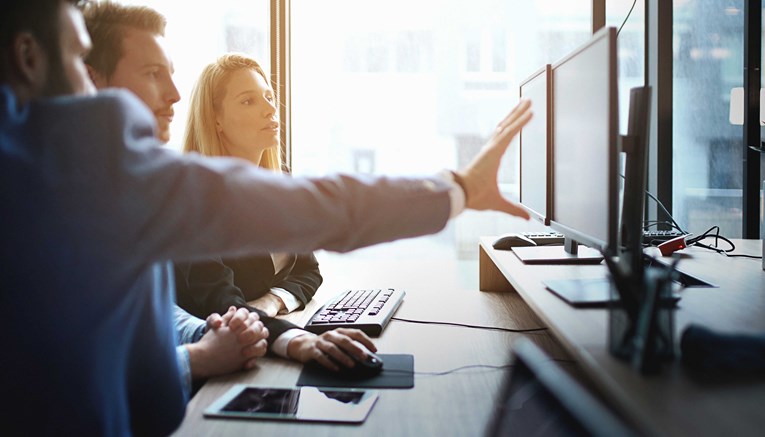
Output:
[513, 27, 619, 265]
[619, 86, 651, 277]
[487, 338, 635, 437]
[550, 26, 619, 257]
[518, 65, 552, 226]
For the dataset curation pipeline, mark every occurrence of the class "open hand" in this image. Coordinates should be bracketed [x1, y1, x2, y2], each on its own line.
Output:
[455, 99, 533, 218]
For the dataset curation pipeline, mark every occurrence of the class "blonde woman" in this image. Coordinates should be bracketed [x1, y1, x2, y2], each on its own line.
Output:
[177, 54, 319, 318]
[174, 54, 377, 370]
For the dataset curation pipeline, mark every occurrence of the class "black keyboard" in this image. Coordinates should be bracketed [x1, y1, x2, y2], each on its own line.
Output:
[517, 230, 688, 246]
[520, 231, 565, 246]
[642, 230, 687, 244]
[304, 288, 405, 337]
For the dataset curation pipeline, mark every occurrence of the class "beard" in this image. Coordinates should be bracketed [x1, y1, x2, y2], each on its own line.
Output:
[40, 50, 74, 98]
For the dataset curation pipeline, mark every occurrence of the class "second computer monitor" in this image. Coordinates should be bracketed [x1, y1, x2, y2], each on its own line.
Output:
[519, 65, 552, 226]
[550, 26, 619, 256]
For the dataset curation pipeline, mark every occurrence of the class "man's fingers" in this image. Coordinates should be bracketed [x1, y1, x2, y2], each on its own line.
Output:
[228, 307, 255, 331]
[321, 330, 374, 363]
[220, 306, 237, 325]
[205, 313, 223, 330]
[242, 339, 268, 359]
[335, 328, 377, 353]
[239, 324, 268, 344]
[496, 98, 532, 131]
[492, 109, 533, 150]
[496, 197, 531, 219]
[244, 357, 260, 370]
[317, 338, 355, 368]
[312, 351, 339, 371]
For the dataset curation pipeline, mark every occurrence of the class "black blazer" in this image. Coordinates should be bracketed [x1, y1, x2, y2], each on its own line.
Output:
[174, 253, 323, 341]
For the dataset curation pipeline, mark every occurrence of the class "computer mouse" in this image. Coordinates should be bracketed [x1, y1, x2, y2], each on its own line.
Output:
[492, 233, 536, 250]
[309, 345, 384, 379]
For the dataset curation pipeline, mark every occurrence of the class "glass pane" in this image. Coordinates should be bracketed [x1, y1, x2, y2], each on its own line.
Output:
[117, 0, 270, 150]
[673, 1, 743, 238]
[607, 0, 646, 133]
[291, 0, 593, 259]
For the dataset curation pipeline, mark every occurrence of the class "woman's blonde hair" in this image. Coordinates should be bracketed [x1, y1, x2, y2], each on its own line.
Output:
[183, 53, 281, 171]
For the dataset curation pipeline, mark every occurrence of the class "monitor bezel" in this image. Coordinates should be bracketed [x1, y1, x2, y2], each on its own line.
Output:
[548, 26, 619, 257]
[518, 64, 553, 226]
[487, 338, 636, 437]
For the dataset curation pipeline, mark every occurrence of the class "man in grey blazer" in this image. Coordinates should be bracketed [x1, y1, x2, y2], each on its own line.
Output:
[0, 0, 532, 435]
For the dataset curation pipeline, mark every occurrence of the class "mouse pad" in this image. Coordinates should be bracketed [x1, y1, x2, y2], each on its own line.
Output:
[297, 354, 414, 389]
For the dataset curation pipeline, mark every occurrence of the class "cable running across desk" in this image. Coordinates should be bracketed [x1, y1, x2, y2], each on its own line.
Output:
[688, 226, 763, 259]
[391, 317, 548, 333]
[382, 359, 576, 377]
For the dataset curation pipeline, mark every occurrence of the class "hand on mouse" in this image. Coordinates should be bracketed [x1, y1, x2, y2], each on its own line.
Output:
[287, 328, 377, 371]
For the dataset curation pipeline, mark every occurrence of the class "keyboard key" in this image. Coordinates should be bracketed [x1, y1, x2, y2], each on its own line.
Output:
[304, 288, 406, 336]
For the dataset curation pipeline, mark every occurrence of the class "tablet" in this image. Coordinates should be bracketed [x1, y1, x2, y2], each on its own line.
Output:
[203, 384, 379, 424]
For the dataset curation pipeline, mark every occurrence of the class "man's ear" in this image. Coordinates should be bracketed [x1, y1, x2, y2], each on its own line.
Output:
[12, 32, 47, 90]
[86, 64, 108, 89]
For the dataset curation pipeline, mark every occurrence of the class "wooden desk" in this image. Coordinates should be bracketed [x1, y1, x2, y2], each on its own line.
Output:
[172, 250, 573, 436]
[479, 238, 765, 436]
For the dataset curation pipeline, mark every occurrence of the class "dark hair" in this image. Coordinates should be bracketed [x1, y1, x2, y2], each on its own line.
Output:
[0, 0, 80, 83]
[81, 2, 166, 80]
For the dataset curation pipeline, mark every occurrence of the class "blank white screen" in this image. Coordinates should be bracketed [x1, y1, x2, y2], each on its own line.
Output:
[520, 71, 548, 221]
[552, 36, 612, 246]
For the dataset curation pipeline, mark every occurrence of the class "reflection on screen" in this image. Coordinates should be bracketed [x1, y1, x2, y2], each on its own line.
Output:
[223, 388, 300, 414]
[222, 387, 368, 420]
[520, 69, 549, 223]
[492, 362, 589, 436]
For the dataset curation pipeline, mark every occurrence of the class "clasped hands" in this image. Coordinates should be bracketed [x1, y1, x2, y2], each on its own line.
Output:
[193, 307, 377, 376]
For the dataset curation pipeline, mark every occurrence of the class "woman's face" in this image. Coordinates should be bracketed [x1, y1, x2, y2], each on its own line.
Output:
[216, 68, 279, 160]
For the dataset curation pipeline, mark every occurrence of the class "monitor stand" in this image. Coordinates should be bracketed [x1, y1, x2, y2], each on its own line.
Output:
[512, 238, 603, 265]
[542, 276, 683, 308]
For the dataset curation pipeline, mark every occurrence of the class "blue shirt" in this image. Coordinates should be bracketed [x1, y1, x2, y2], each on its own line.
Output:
[0, 86, 451, 436]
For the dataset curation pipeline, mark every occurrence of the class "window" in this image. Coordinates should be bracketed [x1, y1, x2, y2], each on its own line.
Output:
[607, 0, 645, 133]
[119, 0, 270, 150]
[291, 0, 593, 259]
[672, 1, 745, 237]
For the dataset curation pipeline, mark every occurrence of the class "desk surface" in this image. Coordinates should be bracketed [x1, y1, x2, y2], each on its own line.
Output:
[479, 238, 765, 437]
[172, 251, 573, 436]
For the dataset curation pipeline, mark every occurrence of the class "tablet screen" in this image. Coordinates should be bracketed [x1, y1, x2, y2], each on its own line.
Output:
[204, 385, 378, 424]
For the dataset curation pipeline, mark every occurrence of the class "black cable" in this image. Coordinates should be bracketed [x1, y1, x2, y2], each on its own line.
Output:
[383, 364, 515, 376]
[644, 189, 687, 234]
[619, 173, 687, 234]
[391, 317, 548, 333]
[617, 0, 638, 36]
[687, 226, 762, 259]
[642, 220, 684, 233]
[723, 253, 763, 259]
[382, 358, 576, 377]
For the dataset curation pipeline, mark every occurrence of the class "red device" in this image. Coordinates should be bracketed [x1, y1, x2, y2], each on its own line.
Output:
[658, 234, 687, 256]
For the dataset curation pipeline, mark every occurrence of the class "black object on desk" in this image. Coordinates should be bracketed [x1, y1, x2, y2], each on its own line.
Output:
[605, 254, 678, 374]
[543, 276, 682, 308]
[488, 338, 635, 437]
[297, 354, 414, 389]
[680, 324, 765, 373]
